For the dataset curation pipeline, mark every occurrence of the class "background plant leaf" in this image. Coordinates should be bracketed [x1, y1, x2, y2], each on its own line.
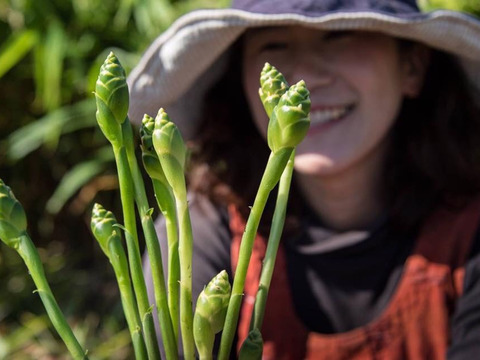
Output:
[0, 29, 38, 79]
[46, 146, 114, 215]
[4, 98, 97, 162]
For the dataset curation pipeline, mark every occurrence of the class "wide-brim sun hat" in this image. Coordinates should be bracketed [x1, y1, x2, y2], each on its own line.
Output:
[127, 0, 480, 138]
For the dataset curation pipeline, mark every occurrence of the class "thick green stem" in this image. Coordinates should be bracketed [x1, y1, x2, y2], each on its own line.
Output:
[195, 313, 214, 360]
[218, 148, 292, 360]
[251, 150, 295, 331]
[108, 240, 148, 360]
[151, 111, 194, 359]
[16, 234, 88, 359]
[113, 144, 161, 360]
[141, 214, 178, 360]
[175, 194, 195, 360]
[122, 120, 178, 359]
[199, 349, 213, 360]
[152, 179, 180, 341]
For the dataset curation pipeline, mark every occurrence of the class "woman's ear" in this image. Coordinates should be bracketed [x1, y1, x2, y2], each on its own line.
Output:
[402, 44, 431, 98]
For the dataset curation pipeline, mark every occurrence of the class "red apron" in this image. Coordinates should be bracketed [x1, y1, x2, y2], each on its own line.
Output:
[230, 198, 480, 359]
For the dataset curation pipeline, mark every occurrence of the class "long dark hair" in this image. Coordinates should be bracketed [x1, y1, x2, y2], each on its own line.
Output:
[385, 45, 480, 231]
[187, 40, 270, 213]
[188, 37, 480, 235]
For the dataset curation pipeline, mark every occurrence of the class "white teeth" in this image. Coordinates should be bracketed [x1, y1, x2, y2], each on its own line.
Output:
[310, 106, 351, 125]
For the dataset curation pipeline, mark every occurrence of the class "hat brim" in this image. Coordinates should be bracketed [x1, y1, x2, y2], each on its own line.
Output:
[128, 8, 480, 137]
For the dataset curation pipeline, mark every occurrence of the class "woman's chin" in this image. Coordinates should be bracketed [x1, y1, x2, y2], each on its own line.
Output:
[293, 153, 340, 177]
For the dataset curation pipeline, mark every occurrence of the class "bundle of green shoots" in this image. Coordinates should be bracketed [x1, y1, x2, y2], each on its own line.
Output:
[0, 52, 310, 359]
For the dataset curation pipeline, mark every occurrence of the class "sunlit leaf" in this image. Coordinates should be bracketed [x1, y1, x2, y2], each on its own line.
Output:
[33, 41, 46, 111]
[46, 146, 114, 214]
[113, 0, 136, 29]
[4, 99, 97, 162]
[42, 21, 67, 112]
[0, 29, 38, 79]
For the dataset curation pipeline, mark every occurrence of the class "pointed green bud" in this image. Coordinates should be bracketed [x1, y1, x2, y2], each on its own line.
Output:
[193, 270, 231, 358]
[267, 80, 311, 153]
[152, 108, 188, 194]
[152, 108, 186, 170]
[238, 328, 263, 360]
[90, 203, 121, 257]
[259, 62, 289, 118]
[140, 114, 168, 183]
[195, 270, 231, 333]
[140, 114, 155, 154]
[95, 52, 129, 144]
[0, 179, 27, 247]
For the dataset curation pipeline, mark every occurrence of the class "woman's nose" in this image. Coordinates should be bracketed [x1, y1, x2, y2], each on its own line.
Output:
[288, 49, 335, 89]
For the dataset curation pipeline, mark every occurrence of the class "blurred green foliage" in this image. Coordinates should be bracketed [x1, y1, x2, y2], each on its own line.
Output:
[0, 0, 229, 358]
[418, 0, 480, 15]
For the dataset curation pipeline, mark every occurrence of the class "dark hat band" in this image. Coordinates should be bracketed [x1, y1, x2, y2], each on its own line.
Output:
[232, 0, 420, 18]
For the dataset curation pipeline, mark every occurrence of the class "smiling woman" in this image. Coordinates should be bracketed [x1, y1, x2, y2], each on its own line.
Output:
[241, 28, 423, 230]
[242, 28, 430, 206]
[129, 0, 480, 359]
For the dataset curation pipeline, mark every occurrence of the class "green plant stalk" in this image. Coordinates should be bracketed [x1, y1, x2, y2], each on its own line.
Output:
[93, 49, 160, 357]
[106, 235, 148, 360]
[194, 320, 214, 360]
[168, 179, 195, 360]
[139, 113, 180, 340]
[152, 113, 195, 360]
[251, 150, 295, 331]
[13, 234, 88, 359]
[91, 203, 148, 359]
[0, 178, 87, 359]
[152, 178, 180, 340]
[218, 147, 293, 360]
[156, 152, 195, 360]
[139, 210, 178, 360]
[122, 120, 178, 359]
[112, 144, 161, 360]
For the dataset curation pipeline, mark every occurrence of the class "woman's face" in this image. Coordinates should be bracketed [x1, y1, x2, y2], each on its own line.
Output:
[242, 26, 428, 177]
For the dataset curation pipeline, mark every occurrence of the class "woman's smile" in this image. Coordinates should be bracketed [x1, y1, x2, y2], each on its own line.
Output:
[307, 104, 355, 136]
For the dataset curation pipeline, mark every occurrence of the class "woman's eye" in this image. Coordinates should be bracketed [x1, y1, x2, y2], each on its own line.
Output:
[324, 31, 354, 41]
[259, 42, 288, 52]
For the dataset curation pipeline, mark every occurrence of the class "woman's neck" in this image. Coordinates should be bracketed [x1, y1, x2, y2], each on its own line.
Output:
[296, 144, 387, 232]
